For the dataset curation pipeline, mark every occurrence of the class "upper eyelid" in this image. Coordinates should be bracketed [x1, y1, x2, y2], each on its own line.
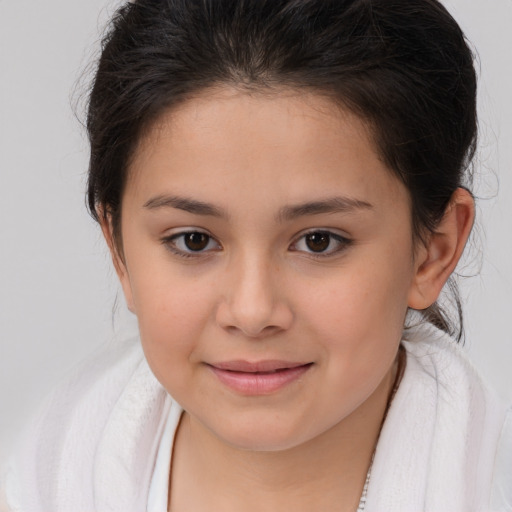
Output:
[161, 230, 221, 259]
[166, 230, 221, 244]
[291, 227, 351, 241]
[289, 229, 352, 256]
[161, 228, 351, 250]
[165, 226, 211, 236]
[163, 228, 218, 242]
[161, 227, 350, 241]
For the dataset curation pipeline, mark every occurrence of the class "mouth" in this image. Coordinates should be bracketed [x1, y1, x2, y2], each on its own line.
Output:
[207, 360, 314, 395]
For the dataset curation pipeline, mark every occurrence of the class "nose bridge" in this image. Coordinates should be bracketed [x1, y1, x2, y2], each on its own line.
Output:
[218, 246, 291, 337]
[235, 248, 274, 308]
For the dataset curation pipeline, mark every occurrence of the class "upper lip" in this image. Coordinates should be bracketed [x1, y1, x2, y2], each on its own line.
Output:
[209, 360, 311, 373]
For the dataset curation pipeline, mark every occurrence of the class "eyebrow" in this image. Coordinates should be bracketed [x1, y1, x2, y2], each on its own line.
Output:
[143, 194, 373, 220]
[143, 195, 226, 218]
[277, 196, 373, 222]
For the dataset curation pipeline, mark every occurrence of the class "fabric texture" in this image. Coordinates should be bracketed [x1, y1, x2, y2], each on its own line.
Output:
[2, 325, 511, 511]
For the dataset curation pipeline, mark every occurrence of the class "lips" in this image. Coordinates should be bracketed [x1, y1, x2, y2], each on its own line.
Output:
[211, 360, 309, 373]
[207, 360, 313, 395]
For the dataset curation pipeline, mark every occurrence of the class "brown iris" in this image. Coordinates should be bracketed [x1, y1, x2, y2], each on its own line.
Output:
[184, 232, 210, 251]
[305, 232, 330, 252]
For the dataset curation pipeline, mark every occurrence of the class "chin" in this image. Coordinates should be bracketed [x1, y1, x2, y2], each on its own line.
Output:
[207, 416, 319, 453]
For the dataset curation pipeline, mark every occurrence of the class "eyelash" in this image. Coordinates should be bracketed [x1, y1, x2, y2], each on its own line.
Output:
[161, 229, 352, 259]
[290, 230, 352, 258]
[161, 230, 221, 259]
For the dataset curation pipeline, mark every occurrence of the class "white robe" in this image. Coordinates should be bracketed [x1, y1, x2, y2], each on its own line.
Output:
[2, 324, 511, 511]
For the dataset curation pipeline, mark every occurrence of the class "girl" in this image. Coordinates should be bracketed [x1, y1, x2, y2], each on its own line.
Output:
[3, 0, 511, 510]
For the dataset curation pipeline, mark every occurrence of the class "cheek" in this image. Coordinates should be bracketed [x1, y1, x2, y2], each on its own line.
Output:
[296, 249, 413, 357]
[292, 257, 410, 416]
[127, 243, 216, 327]
[127, 264, 218, 381]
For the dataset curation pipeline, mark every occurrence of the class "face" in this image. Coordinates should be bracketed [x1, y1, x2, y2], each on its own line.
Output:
[113, 88, 421, 451]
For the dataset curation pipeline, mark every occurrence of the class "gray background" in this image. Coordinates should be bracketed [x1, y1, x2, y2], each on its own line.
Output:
[1, 0, 511, 459]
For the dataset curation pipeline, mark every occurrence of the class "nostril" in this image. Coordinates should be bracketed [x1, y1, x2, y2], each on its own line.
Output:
[241, 324, 284, 339]
[214, 279, 294, 336]
[224, 323, 283, 339]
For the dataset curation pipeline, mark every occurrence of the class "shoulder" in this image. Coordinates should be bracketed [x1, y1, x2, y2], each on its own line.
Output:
[402, 323, 511, 509]
[401, 322, 507, 430]
[368, 322, 511, 510]
[18, 336, 148, 471]
[401, 322, 501, 409]
[402, 322, 481, 376]
[491, 406, 512, 510]
[3, 337, 167, 512]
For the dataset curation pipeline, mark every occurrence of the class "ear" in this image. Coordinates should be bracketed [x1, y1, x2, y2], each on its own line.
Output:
[408, 188, 475, 310]
[99, 213, 136, 313]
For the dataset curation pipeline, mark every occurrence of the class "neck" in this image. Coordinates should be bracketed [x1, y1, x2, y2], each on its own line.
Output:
[169, 356, 400, 512]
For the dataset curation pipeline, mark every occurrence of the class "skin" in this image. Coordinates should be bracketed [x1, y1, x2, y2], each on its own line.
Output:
[102, 88, 474, 511]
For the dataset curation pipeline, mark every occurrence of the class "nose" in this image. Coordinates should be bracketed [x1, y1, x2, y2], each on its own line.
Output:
[215, 253, 293, 338]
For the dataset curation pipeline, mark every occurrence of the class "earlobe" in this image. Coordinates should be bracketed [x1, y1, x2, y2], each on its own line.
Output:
[408, 188, 475, 310]
[99, 212, 136, 313]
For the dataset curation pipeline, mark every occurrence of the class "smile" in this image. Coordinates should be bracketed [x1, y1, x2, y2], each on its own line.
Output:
[207, 360, 314, 395]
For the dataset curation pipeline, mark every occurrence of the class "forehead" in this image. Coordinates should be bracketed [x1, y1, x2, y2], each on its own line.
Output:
[125, 87, 408, 214]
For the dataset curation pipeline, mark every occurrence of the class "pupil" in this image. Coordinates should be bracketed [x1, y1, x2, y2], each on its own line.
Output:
[306, 232, 330, 252]
[185, 232, 209, 251]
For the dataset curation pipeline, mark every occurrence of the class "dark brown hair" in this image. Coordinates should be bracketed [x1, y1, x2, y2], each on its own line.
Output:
[86, 0, 477, 340]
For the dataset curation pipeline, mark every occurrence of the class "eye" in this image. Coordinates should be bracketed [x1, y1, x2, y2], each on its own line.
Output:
[290, 230, 351, 257]
[162, 230, 221, 257]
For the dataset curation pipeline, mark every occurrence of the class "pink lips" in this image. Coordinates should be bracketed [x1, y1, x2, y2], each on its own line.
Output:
[208, 360, 313, 395]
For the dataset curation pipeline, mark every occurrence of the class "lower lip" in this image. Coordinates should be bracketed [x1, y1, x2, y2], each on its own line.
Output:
[209, 364, 313, 395]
